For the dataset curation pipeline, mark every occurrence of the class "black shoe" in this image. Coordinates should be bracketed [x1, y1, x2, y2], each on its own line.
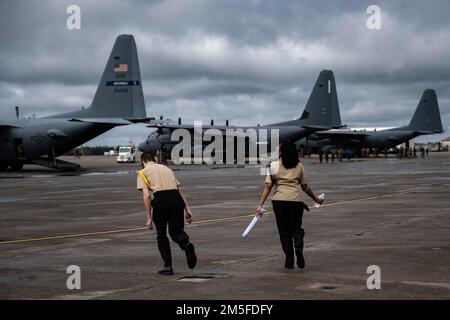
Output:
[296, 250, 305, 269]
[285, 255, 294, 269]
[158, 266, 174, 275]
[184, 243, 197, 269]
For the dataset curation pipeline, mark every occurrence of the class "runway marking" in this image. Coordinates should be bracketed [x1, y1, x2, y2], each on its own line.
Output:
[0, 184, 447, 246]
[319, 184, 448, 208]
[0, 214, 256, 245]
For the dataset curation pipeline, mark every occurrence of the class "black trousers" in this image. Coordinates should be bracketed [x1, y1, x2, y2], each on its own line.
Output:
[152, 190, 190, 267]
[272, 200, 305, 259]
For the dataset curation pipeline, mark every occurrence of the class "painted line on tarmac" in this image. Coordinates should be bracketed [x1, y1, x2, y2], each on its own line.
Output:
[0, 214, 256, 245]
[319, 184, 449, 208]
[0, 184, 447, 245]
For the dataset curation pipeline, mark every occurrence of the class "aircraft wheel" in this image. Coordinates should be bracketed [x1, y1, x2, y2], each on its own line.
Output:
[9, 162, 24, 171]
[0, 163, 9, 171]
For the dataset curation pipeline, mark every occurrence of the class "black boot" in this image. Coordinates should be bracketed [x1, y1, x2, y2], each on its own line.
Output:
[158, 266, 174, 275]
[284, 254, 294, 269]
[296, 250, 305, 269]
[184, 243, 197, 269]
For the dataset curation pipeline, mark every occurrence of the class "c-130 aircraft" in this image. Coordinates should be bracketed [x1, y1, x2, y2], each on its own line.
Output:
[139, 70, 344, 160]
[296, 89, 444, 154]
[0, 34, 149, 171]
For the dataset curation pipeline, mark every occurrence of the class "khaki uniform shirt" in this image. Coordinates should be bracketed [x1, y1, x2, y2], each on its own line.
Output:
[137, 162, 181, 194]
[265, 160, 308, 202]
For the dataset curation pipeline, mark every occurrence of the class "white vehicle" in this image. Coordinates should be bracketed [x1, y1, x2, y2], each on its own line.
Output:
[104, 150, 116, 156]
[116, 146, 136, 163]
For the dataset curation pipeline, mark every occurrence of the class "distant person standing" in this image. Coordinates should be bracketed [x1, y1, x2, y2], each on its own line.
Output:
[256, 141, 324, 269]
[420, 146, 425, 159]
[137, 152, 197, 275]
[338, 149, 344, 162]
[426, 147, 429, 157]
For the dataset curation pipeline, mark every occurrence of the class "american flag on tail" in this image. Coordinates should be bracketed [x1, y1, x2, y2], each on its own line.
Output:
[114, 64, 128, 72]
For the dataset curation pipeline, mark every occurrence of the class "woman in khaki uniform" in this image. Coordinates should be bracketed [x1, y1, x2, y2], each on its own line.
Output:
[137, 152, 197, 275]
[256, 141, 324, 269]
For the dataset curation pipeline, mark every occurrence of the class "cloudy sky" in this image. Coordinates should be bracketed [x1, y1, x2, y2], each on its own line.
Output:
[1, 0, 449, 145]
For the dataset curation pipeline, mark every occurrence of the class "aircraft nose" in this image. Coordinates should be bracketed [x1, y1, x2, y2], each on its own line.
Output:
[138, 141, 148, 152]
[138, 138, 162, 153]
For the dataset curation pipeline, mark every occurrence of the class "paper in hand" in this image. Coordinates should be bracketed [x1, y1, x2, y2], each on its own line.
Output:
[242, 216, 260, 238]
[242, 208, 265, 238]
[314, 193, 325, 208]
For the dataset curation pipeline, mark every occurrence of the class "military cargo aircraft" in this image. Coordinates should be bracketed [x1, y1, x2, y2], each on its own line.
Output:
[139, 70, 343, 161]
[0, 34, 148, 171]
[297, 89, 444, 154]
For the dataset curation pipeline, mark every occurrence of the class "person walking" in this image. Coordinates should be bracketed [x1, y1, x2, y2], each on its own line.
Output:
[256, 141, 324, 269]
[137, 152, 197, 275]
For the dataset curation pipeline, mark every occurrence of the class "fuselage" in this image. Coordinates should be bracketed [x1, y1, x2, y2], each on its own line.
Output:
[0, 118, 114, 163]
[300, 127, 421, 153]
[140, 122, 311, 156]
[362, 128, 418, 149]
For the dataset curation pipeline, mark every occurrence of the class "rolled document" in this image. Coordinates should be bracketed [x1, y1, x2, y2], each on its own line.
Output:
[242, 216, 260, 238]
[314, 193, 325, 208]
[242, 208, 265, 238]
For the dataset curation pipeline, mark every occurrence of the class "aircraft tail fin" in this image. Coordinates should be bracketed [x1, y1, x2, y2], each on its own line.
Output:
[407, 89, 443, 133]
[88, 34, 146, 118]
[53, 34, 147, 119]
[299, 70, 342, 128]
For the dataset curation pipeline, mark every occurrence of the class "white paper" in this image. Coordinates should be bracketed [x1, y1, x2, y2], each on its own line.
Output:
[242, 216, 260, 238]
[314, 193, 325, 208]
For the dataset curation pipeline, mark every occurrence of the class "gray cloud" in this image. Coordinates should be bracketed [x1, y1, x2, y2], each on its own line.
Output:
[0, 0, 449, 145]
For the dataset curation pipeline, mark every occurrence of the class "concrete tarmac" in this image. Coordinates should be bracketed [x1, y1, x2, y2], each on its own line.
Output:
[0, 154, 449, 299]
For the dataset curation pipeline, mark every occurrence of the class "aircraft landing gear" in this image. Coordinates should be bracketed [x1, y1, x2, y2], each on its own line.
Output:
[9, 162, 24, 171]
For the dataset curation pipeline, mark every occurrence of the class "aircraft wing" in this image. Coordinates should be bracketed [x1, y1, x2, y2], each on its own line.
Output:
[302, 125, 334, 131]
[147, 123, 347, 132]
[69, 118, 132, 126]
[412, 130, 442, 135]
[125, 117, 155, 123]
[146, 123, 234, 131]
[0, 120, 21, 128]
[316, 131, 369, 138]
[145, 119, 177, 126]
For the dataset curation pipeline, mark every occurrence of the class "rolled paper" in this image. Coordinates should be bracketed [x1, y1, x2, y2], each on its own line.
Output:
[242, 216, 260, 238]
[314, 193, 325, 208]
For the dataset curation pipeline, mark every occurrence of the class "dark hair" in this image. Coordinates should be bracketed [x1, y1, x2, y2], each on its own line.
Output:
[279, 141, 299, 169]
[141, 152, 155, 163]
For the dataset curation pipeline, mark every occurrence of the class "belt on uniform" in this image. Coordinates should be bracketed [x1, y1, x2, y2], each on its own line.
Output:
[153, 189, 179, 196]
